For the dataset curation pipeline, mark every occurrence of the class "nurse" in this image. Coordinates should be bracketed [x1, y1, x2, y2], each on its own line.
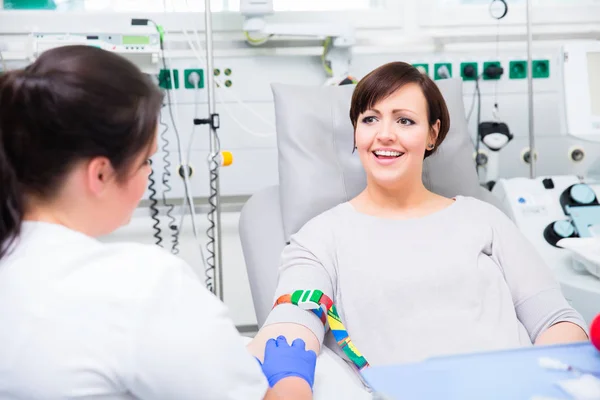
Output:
[0, 45, 315, 399]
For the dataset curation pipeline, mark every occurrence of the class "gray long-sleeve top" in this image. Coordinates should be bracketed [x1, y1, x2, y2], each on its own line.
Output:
[264, 196, 586, 367]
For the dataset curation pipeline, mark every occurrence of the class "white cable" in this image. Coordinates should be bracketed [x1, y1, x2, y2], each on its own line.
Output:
[178, 80, 202, 232]
[175, 13, 276, 136]
[162, 8, 208, 278]
[181, 29, 276, 136]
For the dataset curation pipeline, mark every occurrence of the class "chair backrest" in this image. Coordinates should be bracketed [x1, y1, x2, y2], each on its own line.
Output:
[272, 78, 503, 242]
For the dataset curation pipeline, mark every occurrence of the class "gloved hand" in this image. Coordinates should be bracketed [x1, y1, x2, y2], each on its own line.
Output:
[259, 335, 317, 389]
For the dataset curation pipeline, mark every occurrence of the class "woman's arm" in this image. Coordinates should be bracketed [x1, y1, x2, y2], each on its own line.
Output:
[265, 377, 312, 400]
[248, 215, 337, 362]
[535, 321, 588, 345]
[486, 204, 588, 344]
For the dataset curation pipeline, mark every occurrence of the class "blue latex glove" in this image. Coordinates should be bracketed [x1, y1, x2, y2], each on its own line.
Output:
[259, 335, 317, 389]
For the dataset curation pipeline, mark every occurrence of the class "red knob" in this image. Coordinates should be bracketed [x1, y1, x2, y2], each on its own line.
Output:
[590, 314, 600, 351]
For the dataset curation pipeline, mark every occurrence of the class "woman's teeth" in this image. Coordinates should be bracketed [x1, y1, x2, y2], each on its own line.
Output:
[373, 150, 403, 158]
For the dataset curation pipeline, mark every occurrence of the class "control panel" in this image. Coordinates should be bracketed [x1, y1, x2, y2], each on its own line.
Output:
[492, 175, 600, 324]
[31, 33, 161, 75]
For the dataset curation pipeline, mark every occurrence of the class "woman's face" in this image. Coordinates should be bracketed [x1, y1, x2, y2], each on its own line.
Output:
[100, 135, 157, 234]
[354, 83, 440, 189]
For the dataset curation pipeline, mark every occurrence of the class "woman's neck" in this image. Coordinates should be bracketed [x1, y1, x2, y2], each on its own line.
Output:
[23, 196, 93, 236]
[364, 177, 431, 211]
[351, 175, 453, 219]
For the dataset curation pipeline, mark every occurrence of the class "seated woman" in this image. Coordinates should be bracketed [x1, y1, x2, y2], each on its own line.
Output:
[248, 61, 587, 381]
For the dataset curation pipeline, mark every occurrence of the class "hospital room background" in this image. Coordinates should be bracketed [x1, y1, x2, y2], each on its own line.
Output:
[1, 0, 600, 335]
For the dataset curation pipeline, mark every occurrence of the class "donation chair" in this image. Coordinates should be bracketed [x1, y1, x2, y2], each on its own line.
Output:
[239, 78, 504, 398]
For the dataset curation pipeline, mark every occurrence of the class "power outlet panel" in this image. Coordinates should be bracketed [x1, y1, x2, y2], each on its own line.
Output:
[158, 69, 180, 90]
[460, 62, 478, 81]
[434, 63, 452, 80]
[184, 69, 205, 89]
[533, 59, 550, 78]
[509, 60, 527, 79]
[483, 61, 503, 80]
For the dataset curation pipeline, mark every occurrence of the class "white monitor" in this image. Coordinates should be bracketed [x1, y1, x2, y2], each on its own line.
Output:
[561, 41, 600, 142]
[32, 33, 161, 75]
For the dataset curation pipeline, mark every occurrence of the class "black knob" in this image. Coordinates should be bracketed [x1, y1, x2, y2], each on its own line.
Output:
[542, 178, 554, 189]
[544, 220, 576, 247]
[484, 65, 504, 79]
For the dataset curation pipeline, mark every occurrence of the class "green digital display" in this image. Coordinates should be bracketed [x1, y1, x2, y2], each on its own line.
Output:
[122, 35, 150, 45]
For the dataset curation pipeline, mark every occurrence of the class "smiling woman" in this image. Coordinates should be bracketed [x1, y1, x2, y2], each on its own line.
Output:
[350, 62, 449, 195]
[247, 61, 588, 390]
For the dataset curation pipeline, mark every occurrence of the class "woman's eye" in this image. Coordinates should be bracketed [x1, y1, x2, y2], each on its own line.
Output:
[398, 118, 414, 126]
[362, 116, 377, 124]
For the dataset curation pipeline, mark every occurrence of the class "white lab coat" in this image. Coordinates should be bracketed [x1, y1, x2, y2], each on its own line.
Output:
[0, 221, 268, 399]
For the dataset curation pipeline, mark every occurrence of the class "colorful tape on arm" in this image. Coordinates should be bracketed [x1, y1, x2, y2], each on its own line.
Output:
[273, 290, 369, 370]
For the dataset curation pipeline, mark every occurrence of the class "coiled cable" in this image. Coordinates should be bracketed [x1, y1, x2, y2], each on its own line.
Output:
[205, 133, 221, 293]
[147, 160, 162, 247]
[151, 18, 183, 255]
[158, 102, 180, 255]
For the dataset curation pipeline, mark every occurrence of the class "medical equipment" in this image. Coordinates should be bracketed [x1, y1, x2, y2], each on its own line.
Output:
[126, 15, 224, 296]
[560, 41, 600, 142]
[492, 176, 600, 324]
[31, 32, 160, 74]
[479, 122, 513, 152]
[200, 0, 224, 300]
[492, 41, 600, 324]
[240, 0, 356, 83]
[470, 2, 515, 188]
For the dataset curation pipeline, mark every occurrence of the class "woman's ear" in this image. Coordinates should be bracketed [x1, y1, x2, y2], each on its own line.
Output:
[429, 119, 441, 146]
[86, 157, 114, 196]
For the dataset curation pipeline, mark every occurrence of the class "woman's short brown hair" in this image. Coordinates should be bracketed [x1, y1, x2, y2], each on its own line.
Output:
[349, 61, 450, 159]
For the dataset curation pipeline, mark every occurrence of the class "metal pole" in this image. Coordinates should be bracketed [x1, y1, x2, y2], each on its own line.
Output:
[526, 0, 536, 178]
[204, 0, 224, 301]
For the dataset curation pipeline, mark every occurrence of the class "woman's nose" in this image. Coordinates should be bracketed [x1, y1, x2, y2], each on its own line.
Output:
[377, 122, 396, 141]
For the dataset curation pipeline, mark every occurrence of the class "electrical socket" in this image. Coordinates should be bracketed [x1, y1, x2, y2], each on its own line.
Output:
[460, 62, 478, 81]
[434, 63, 452, 80]
[483, 61, 503, 80]
[158, 69, 180, 90]
[509, 60, 527, 79]
[532, 59, 550, 78]
[184, 69, 205, 89]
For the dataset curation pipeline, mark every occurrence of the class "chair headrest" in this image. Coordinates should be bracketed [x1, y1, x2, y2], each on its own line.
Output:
[272, 78, 486, 241]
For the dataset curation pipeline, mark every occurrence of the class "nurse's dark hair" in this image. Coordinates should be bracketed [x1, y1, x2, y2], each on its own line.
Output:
[349, 61, 450, 158]
[0, 45, 163, 260]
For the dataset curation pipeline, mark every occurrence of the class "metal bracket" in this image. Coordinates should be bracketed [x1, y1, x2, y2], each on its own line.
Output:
[194, 113, 220, 130]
